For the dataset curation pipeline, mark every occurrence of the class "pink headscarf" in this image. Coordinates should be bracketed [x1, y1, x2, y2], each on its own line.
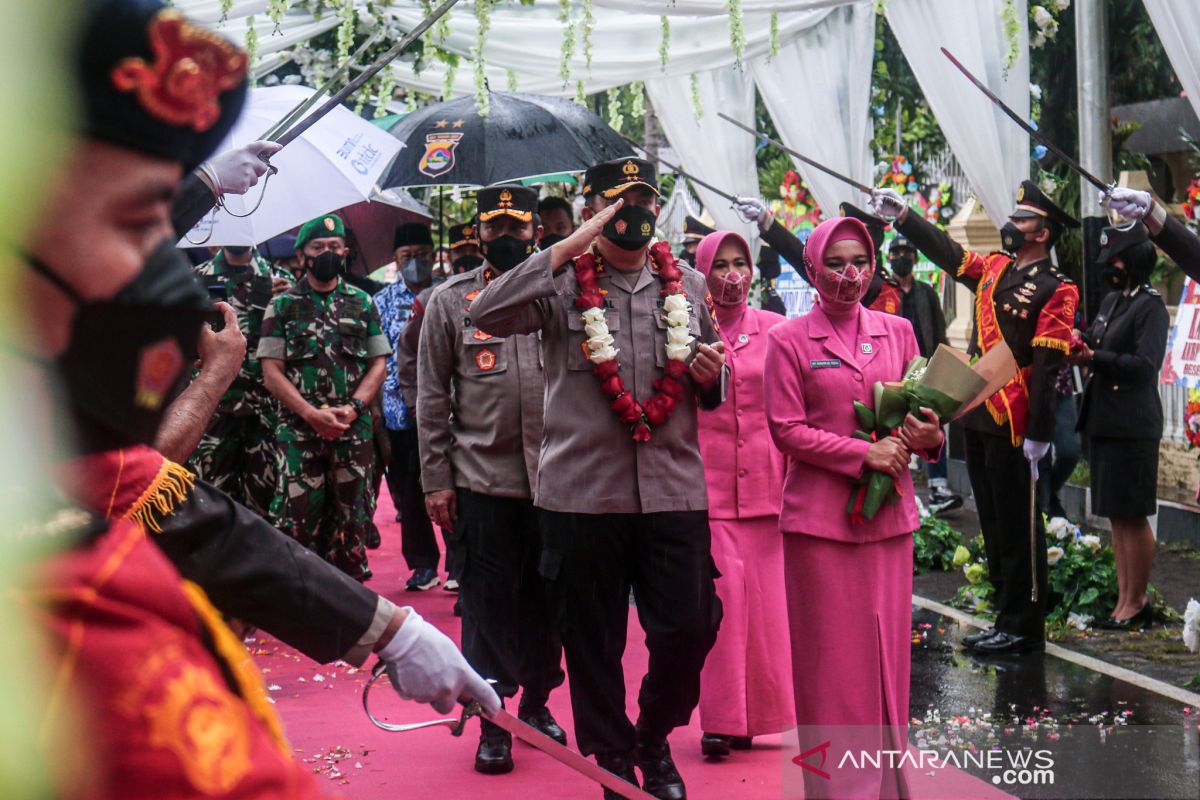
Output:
[693, 230, 751, 277]
[803, 217, 876, 312]
[802, 216, 876, 277]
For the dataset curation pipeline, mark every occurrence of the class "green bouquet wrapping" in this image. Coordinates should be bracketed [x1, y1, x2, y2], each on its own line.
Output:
[845, 345, 991, 523]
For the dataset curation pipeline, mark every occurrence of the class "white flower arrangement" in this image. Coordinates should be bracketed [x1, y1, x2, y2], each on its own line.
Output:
[1067, 611, 1093, 631]
[1047, 545, 1064, 566]
[1079, 534, 1102, 553]
[1183, 599, 1199, 654]
[1046, 516, 1080, 541]
[580, 306, 618, 364]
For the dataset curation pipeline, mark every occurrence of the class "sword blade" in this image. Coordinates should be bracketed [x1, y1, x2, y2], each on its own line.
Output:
[1030, 462, 1039, 602]
[618, 135, 739, 203]
[485, 709, 658, 800]
[940, 47, 1111, 194]
[717, 112, 874, 195]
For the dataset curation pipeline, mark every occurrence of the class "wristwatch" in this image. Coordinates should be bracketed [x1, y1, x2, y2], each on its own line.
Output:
[349, 398, 369, 418]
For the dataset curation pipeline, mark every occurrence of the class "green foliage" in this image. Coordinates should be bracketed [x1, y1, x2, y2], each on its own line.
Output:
[913, 514, 963, 574]
[869, 16, 947, 159]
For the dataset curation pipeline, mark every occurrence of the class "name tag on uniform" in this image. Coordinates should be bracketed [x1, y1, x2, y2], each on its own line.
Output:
[860, 343, 873, 354]
[810, 359, 842, 369]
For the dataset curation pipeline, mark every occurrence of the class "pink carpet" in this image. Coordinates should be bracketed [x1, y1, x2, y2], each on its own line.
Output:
[254, 489, 1009, 799]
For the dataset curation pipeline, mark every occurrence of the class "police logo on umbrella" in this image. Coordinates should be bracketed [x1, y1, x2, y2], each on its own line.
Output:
[419, 132, 464, 177]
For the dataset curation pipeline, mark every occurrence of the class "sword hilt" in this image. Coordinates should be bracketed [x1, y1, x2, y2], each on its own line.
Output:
[363, 661, 484, 736]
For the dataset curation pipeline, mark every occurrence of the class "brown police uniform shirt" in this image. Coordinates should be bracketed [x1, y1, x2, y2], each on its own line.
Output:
[417, 265, 544, 499]
[471, 248, 726, 515]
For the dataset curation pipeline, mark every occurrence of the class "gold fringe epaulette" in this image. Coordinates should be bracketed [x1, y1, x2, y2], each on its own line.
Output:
[127, 458, 194, 534]
[1031, 335, 1071, 354]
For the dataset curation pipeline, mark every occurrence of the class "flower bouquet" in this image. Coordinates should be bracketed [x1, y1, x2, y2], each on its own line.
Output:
[845, 343, 1014, 522]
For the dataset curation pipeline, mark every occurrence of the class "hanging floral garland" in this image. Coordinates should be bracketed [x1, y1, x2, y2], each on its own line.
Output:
[629, 81, 645, 122]
[473, 0, 493, 115]
[1000, 0, 1021, 70]
[558, 0, 576, 88]
[506, 69, 519, 92]
[267, 0, 288, 34]
[581, 0, 595, 72]
[219, 0, 234, 23]
[374, 70, 396, 118]
[1030, 2, 1071, 49]
[335, 0, 355, 67]
[442, 52, 459, 100]
[873, 0, 889, 13]
[607, 88, 625, 133]
[689, 73, 703, 121]
[659, 16, 670, 69]
[245, 16, 259, 79]
[575, 80, 587, 106]
[726, 0, 745, 67]
[768, 11, 779, 59]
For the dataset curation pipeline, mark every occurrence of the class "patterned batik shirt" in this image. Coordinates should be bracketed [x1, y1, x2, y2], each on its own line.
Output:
[373, 279, 418, 430]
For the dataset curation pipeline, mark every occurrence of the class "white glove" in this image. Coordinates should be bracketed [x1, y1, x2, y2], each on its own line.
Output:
[1023, 439, 1050, 481]
[734, 196, 773, 232]
[198, 140, 282, 197]
[1102, 187, 1152, 220]
[870, 188, 907, 220]
[378, 608, 501, 715]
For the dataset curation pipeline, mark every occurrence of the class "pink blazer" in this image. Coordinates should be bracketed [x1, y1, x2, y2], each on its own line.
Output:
[699, 307, 786, 519]
[764, 303, 921, 542]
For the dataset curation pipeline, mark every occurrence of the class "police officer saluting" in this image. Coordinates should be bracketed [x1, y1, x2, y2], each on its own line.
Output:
[873, 180, 1079, 655]
[472, 158, 726, 800]
[258, 214, 391, 581]
[417, 185, 566, 775]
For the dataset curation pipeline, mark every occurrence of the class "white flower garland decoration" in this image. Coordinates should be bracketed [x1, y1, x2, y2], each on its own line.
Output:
[662, 293, 696, 362]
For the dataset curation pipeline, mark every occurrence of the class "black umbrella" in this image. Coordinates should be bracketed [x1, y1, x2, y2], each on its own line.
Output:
[379, 91, 634, 189]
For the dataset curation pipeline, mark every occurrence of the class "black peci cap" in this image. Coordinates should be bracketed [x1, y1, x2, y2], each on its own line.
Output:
[394, 222, 433, 249]
[1010, 180, 1080, 229]
[582, 158, 660, 200]
[478, 184, 538, 223]
[81, 0, 249, 171]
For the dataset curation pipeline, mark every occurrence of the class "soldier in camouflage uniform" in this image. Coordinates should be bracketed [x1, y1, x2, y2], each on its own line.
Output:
[190, 245, 293, 515]
[258, 215, 391, 581]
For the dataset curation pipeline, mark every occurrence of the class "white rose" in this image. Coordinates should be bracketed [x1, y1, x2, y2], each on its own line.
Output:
[663, 294, 690, 314]
[591, 345, 618, 363]
[666, 327, 694, 346]
[1029, 83, 1042, 101]
[1032, 6, 1053, 28]
[581, 307, 606, 324]
[1046, 546, 1064, 566]
[587, 334, 615, 352]
[584, 321, 609, 339]
[1046, 517, 1070, 540]
[665, 342, 692, 361]
[666, 309, 690, 327]
[1054, 0, 1070, 10]
[1080, 534, 1102, 552]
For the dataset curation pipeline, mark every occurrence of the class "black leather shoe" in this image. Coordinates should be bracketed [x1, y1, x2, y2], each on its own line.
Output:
[962, 627, 1000, 647]
[700, 733, 730, 758]
[597, 751, 639, 800]
[1097, 602, 1154, 631]
[636, 737, 686, 799]
[518, 704, 567, 746]
[730, 736, 752, 750]
[475, 722, 514, 775]
[971, 631, 1045, 655]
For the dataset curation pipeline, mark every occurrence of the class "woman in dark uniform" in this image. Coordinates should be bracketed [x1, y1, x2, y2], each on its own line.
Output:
[1070, 222, 1168, 630]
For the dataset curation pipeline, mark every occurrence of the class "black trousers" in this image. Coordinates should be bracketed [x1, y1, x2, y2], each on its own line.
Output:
[456, 489, 563, 706]
[385, 426, 446, 573]
[965, 429, 1048, 639]
[537, 509, 722, 757]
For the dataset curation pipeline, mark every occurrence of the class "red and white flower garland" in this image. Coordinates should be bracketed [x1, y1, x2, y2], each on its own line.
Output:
[573, 241, 694, 442]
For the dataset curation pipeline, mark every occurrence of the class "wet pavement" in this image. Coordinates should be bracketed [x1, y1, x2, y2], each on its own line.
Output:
[908, 607, 1199, 799]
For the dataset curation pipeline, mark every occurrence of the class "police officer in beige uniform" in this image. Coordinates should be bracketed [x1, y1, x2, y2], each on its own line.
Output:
[472, 158, 727, 800]
[417, 186, 566, 775]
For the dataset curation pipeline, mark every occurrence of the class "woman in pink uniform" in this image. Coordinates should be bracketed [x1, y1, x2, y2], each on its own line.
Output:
[694, 230, 794, 759]
[764, 217, 942, 798]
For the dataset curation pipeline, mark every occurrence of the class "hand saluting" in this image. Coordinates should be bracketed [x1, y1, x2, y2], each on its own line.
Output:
[550, 198, 623, 271]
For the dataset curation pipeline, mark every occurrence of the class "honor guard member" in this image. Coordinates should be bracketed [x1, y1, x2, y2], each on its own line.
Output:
[679, 215, 715, 266]
[873, 180, 1080, 655]
[1104, 186, 1200, 279]
[417, 186, 567, 775]
[258, 214, 391, 581]
[189, 244, 292, 515]
[472, 157, 727, 800]
[21, 2, 498, 797]
[733, 196, 902, 313]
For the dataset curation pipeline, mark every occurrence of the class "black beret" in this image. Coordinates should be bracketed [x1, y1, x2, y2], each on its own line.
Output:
[1096, 221, 1150, 265]
[394, 222, 433, 249]
[582, 158, 659, 200]
[81, 0, 249, 171]
[478, 185, 538, 223]
[1011, 180, 1080, 229]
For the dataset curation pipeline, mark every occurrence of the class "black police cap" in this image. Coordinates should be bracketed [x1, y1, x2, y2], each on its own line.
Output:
[582, 158, 660, 200]
[82, 0, 249, 172]
[889, 234, 917, 253]
[1011, 180, 1080, 229]
[1096, 221, 1150, 265]
[478, 185, 538, 223]
[683, 215, 715, 241]
[838, 202, 887, 232]
[449, 221, 479, 249]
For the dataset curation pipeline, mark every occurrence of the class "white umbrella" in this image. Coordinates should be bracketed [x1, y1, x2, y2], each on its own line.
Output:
[179, 85, 404, 247]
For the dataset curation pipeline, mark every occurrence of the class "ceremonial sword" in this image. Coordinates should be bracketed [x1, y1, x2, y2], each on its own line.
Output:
[940, 47, 1113, 195]
[363, 665, 657, 800]
[717, 112, 875, 195]
[618, 134, 740, 203]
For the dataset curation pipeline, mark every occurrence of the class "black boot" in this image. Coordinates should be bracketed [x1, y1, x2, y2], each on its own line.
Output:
[597, 750, 639, 800]
[474, 720, 513, 775]
[635, 730, 686, 800]
[700, 733, 730, 758]
[962, 627, 999, 647]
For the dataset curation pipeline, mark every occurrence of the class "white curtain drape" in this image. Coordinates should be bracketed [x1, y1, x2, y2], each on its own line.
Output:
[752, 3, 875, 217]
[594, 0, 864, 13]
[646, 67, 759, 245]
[887, 0, 1031, 229]
[1142, 0, 1200, 126]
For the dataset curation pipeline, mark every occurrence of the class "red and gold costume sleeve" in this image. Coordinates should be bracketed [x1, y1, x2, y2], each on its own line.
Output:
[868, 282, 902, 316]
[1031, 282, 1078, 354]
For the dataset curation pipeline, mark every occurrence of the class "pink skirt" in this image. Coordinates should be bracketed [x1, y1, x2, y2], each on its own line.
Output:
[699, 516, 795, 737]
[784, 532, 912, 799]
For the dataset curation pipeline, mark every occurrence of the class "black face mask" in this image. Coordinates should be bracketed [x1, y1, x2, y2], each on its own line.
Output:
[602, 204, 657, 251]
[26, 238, 210, 453]
[481, 235, 535, 272]
[678, 249, 696, 266]
[890, 254, 914, 277]
[307, 251, 345, 283]
[1000, 222, 1028, 255]
[224, 245, 251, 257]
[538, 234, 565, 251]
[452, 254, 484, 274]
[1101, 264, 1128, 291]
